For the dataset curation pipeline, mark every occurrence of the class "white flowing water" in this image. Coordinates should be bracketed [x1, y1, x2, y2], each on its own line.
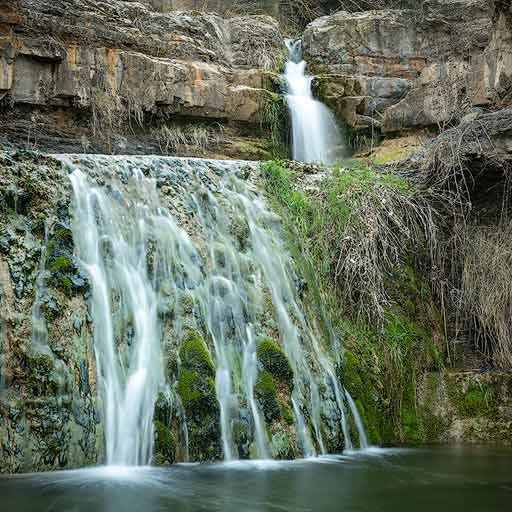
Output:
[62, 155, 367, 465]
[69, 167, 164, 466]
[284, 40, 344, 165]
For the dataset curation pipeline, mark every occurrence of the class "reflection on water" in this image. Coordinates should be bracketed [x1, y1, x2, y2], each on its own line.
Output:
[1, 447, 511, 512]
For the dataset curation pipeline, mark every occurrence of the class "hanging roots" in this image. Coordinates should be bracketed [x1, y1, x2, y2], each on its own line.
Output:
[462, 222, 512, 368]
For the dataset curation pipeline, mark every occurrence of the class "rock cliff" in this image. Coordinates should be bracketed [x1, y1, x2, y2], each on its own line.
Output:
[303, 0, 512, 134]
[0, 0, 285, 157]
[0, 151, 102, 472]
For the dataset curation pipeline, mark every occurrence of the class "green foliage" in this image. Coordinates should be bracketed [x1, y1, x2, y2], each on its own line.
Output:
[280, 402, 295, 426]
[255, 371, 281, 424]
[262, 160, 422, 322]
[261, 94, 289, 159]
[257, 338, 293, 385]
[459, 383, 496, 417]
[262, 160, 444, 445]
[60, 276, 73, 290]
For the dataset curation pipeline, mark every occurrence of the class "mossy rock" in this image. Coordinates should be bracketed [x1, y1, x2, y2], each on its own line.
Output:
[179, 331, 215, 378]
[154, 392, 172, 424]
[458, 383, 496, 417]
[400, 400, 425, 445]
[255, 370, 281, 424]
[342, 351, 365, 398]
[25, 351, 61, 396]
[177, 369, 217, 418]
[154, 420, 176, 465]
[256, 338, 293, 386]
[279, 401, 295, 426]
[177, 332, 221, 461]
[49, 255, 72, 272]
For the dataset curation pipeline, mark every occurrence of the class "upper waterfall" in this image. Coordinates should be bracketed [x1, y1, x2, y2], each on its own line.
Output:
[284, 40, 344, 165]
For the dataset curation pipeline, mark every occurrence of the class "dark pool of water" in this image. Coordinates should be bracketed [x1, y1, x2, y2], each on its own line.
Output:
[1, 447, 511, 511]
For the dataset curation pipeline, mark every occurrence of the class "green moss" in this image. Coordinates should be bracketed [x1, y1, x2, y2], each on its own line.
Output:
[257, 338, 293, 385]
[255, 371, 281, 424]
[154, 420, 176, 464]
[459, 383, 496, 417]
[176, 331, 220, 461]
[154, 392, 172, 424]
[341, 346, 383, 445]
[177, 369, 216, 414]
[229, 139, 273, 161]
[47, 227, 73, 256]
[179, 331, 215, 378]
[342, 351, 365, 398]
[280, 401, 295, 426]
[60, 276, 73, 290]
[25, 351, 59, 396]
[399, 371, 425, 445]
[49, 255, 72, 272]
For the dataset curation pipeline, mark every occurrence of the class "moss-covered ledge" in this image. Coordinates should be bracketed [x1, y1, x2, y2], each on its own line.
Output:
[417, 371, 512, 445]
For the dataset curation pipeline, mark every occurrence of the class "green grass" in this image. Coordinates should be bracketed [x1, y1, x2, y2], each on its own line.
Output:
[261, 160, 444, 445]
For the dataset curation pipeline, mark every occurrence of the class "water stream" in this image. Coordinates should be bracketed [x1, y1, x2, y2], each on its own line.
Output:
[3, 447, 511, 512]
[284, 40, 344, 164]
[61, 155, 368, 465]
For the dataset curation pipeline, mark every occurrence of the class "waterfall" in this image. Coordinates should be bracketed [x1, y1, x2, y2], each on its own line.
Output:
[62, 155, 367, 465]
[284, 40, 344, 165]
[69, 166, 164, 466]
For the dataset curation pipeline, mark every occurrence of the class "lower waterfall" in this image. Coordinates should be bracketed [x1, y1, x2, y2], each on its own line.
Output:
[62, 155, 367, 465]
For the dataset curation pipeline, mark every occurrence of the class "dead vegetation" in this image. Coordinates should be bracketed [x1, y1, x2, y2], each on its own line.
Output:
[401, 109, 512, 368]
[152, 124, 225, 156]
[409, 109, 512, 197]
[323, 172, 441, 325]
[262, 160, 442, 326]
[461, 223, 512, 368]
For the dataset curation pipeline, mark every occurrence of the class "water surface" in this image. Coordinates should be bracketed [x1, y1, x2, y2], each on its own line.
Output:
[2, 447, 511, 511]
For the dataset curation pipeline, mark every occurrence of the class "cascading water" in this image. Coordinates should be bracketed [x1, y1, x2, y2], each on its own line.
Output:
[69, 166, 165, 466]
[284, 40, 344, 164]
[62, 154, 367, 465]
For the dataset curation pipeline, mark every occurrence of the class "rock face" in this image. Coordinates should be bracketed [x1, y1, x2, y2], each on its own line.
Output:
[303, 0, 512, 133]
[0, 0, 285, 157]
[160, 1, 279, 16]
[418, 371, 512, 445]
[0, 152, 102, 473]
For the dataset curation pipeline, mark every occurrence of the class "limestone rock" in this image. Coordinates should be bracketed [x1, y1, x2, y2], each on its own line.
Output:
[418, 370, 512, 445]
[0, 0, 285, 156]
[303, 1, 512, 133]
